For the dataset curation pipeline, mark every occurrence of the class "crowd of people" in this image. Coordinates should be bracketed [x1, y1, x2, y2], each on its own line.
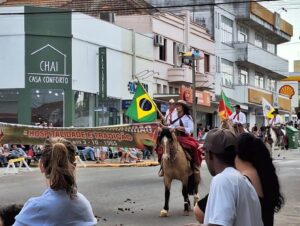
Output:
[0, 144, 32, 168]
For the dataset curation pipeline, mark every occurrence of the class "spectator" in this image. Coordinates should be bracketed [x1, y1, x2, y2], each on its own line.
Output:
[0, 144, 8, 167]
[252, 124, 258, 136]
[10, 144, 31, 165]
[194, 128, 263, 226]
[0, 204, 23, 226]
[142, 145, 152, 160]
[78, 146, 96, 161]
[13, 138, 97, 226]
[95, 146, 108, 163]
[235, 133, 284, 226]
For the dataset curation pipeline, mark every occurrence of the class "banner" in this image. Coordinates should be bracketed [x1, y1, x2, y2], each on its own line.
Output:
[0, 122, 159, 148]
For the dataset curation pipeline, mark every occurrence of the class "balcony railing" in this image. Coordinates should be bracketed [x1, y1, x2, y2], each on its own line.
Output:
[167, 67, 192, 84]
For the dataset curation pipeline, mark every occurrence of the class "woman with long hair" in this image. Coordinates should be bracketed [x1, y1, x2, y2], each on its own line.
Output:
[13, 138, 96, 226]
[235, 133, 284, 226]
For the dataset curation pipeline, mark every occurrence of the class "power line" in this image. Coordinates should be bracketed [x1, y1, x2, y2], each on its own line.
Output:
[0, 0, 280, 16]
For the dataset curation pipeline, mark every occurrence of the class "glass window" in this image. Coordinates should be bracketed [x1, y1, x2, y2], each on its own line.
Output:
[0, 89, 19, 123]
[221, 16, 233, 44]
[163, 85, 167, 94]
[204, 54, 210, 72]
[174, 87, 179, 94]
[266, 41, 275, 54]
[255, 72, 264, 89]
[221, 59, 234, 87]
[31, 89, 64, 127]
[97, 97, 120, 126]
[238, 25, 248, 43]
[74, 91, 95, 127]
[169, 86, 174, 94]
[255, 33, 263, 48]
[157, 84, 161, 94]
[159, 38, 167, 61]
[239, 67, 248, 85]
[269, 79, 276, 91]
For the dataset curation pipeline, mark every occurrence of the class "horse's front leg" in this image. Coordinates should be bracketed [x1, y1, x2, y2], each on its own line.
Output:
[160, 177, 171, 217]
[182, 179, 190, 216]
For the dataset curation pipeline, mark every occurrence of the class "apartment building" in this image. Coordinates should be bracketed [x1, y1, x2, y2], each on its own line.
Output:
[146, 0, 294, 127]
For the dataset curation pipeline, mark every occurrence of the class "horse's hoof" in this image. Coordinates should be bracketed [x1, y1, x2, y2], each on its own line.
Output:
[183, 210, 189, 216]
[160, 209, 168, 217]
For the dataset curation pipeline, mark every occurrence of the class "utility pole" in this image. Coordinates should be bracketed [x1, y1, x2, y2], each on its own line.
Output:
[192, 56, 197, 138]
[182, 50, 202, 138]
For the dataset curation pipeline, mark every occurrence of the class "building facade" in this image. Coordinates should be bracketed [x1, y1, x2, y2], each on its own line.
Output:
[145, 0, 294, 128]
[0, 6, 153, 127]
[116, 11, 216, 127]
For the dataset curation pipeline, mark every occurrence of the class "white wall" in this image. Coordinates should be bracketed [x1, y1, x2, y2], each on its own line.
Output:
[72, 13, 154, 99]
[0, 7, 25, 89]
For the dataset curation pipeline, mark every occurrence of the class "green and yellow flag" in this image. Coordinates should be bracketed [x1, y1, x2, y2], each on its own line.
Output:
[126, 83, 157, 122]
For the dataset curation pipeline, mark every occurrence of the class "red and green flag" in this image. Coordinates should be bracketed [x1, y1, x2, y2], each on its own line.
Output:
[125, 83, 157, 122]
[218, 90, 233, 120]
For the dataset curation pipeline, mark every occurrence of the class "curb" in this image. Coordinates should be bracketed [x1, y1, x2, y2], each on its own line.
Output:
[77, 161, 160, 168]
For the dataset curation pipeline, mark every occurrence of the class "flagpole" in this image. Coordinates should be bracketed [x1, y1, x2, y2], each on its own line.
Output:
[134, 78, 166, 123]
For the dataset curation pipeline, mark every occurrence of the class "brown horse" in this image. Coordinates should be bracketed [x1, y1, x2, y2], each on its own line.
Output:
[220, 119, 246, 135]
[160, 131, 200, 217]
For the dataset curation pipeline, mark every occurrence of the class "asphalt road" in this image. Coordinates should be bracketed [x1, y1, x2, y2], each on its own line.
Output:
[0, 150, 300, 226]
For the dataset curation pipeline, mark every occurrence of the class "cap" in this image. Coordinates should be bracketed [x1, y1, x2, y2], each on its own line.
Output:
[168, 99, 175, 104]
[203, 128, 236, 154]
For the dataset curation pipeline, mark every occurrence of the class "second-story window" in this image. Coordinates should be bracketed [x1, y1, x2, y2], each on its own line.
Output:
[163, 85, 167, 94]
[255, 72, 264, 89]
[238, 67, 248, 85]
[266, 41, 275, 54]
[159, 38, 167, 61]
[157, 84, 161, 94]
[269, 79, 276, 92]
[238, 25, 248, 43]
[221, 16, 233, 45]
[222, 59, 234, 87]
[204, 54, 210, 73]
[255, 33, 263, 48]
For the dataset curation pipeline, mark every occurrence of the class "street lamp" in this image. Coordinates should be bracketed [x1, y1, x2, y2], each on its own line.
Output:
[181, 50, 203, 138]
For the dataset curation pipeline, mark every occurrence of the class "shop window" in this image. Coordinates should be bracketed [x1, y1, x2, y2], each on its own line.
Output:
[0, 89, 18, 123]
[97, 97, 120, 126]
[31, 89, 64, 127]
[74, 91, 95, 127]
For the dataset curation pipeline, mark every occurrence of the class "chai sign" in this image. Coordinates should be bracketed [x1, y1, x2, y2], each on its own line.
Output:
[27, 44, 70, 85]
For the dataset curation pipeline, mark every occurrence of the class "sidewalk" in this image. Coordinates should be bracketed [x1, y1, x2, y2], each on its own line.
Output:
[76, 159, 160, 168]
[272, 147, 300, 160]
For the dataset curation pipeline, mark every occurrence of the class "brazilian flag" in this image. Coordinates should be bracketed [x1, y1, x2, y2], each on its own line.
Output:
[126, 83, 157, 122]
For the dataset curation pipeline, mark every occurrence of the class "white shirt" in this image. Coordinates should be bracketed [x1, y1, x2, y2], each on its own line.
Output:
[229, 111, 246, 125]
[204, 167, 263, 226]
[170, 114, 194, 135]
[269, 115, 284, 126]
[165, 108, 178, 125]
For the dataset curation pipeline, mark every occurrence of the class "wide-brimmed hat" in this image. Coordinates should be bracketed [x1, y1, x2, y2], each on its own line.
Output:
[168, 99, 175, 104]
[234, 104, 241, 109]
[271, 108, 279, 114]
[176, 100, 190, 108]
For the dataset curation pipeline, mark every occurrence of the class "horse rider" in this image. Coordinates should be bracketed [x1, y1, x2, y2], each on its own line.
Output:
[164, 98, 178, 126]
[268, 108, 284, 138]
[229, 104, 246, 133]
[158, 100, 201, 176]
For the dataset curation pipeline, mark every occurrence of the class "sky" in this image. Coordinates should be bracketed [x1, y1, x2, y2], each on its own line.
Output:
[261, 0, 300, 72]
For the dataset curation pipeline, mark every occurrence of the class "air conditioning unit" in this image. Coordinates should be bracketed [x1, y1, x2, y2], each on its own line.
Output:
[154, 34, 164, 46]
[177, 43, 186, 53]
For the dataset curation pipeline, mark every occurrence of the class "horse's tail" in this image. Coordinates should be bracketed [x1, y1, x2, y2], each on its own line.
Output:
[187, 173, 195, 195]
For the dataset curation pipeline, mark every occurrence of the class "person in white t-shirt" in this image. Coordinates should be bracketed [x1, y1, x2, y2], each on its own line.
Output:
[192, 128, 263, 226]
[164, 99, 178, 126]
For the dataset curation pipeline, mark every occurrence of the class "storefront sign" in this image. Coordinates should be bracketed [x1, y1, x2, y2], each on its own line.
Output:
[179, 86, 211, 107]
[128, 81, 148, 94]
[278, 97, 291, 111]
[0, 122, 159, 148]
[248, 88, 272, 104]
[99, 47, 107, 100]
[27, 44, 70, 85]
